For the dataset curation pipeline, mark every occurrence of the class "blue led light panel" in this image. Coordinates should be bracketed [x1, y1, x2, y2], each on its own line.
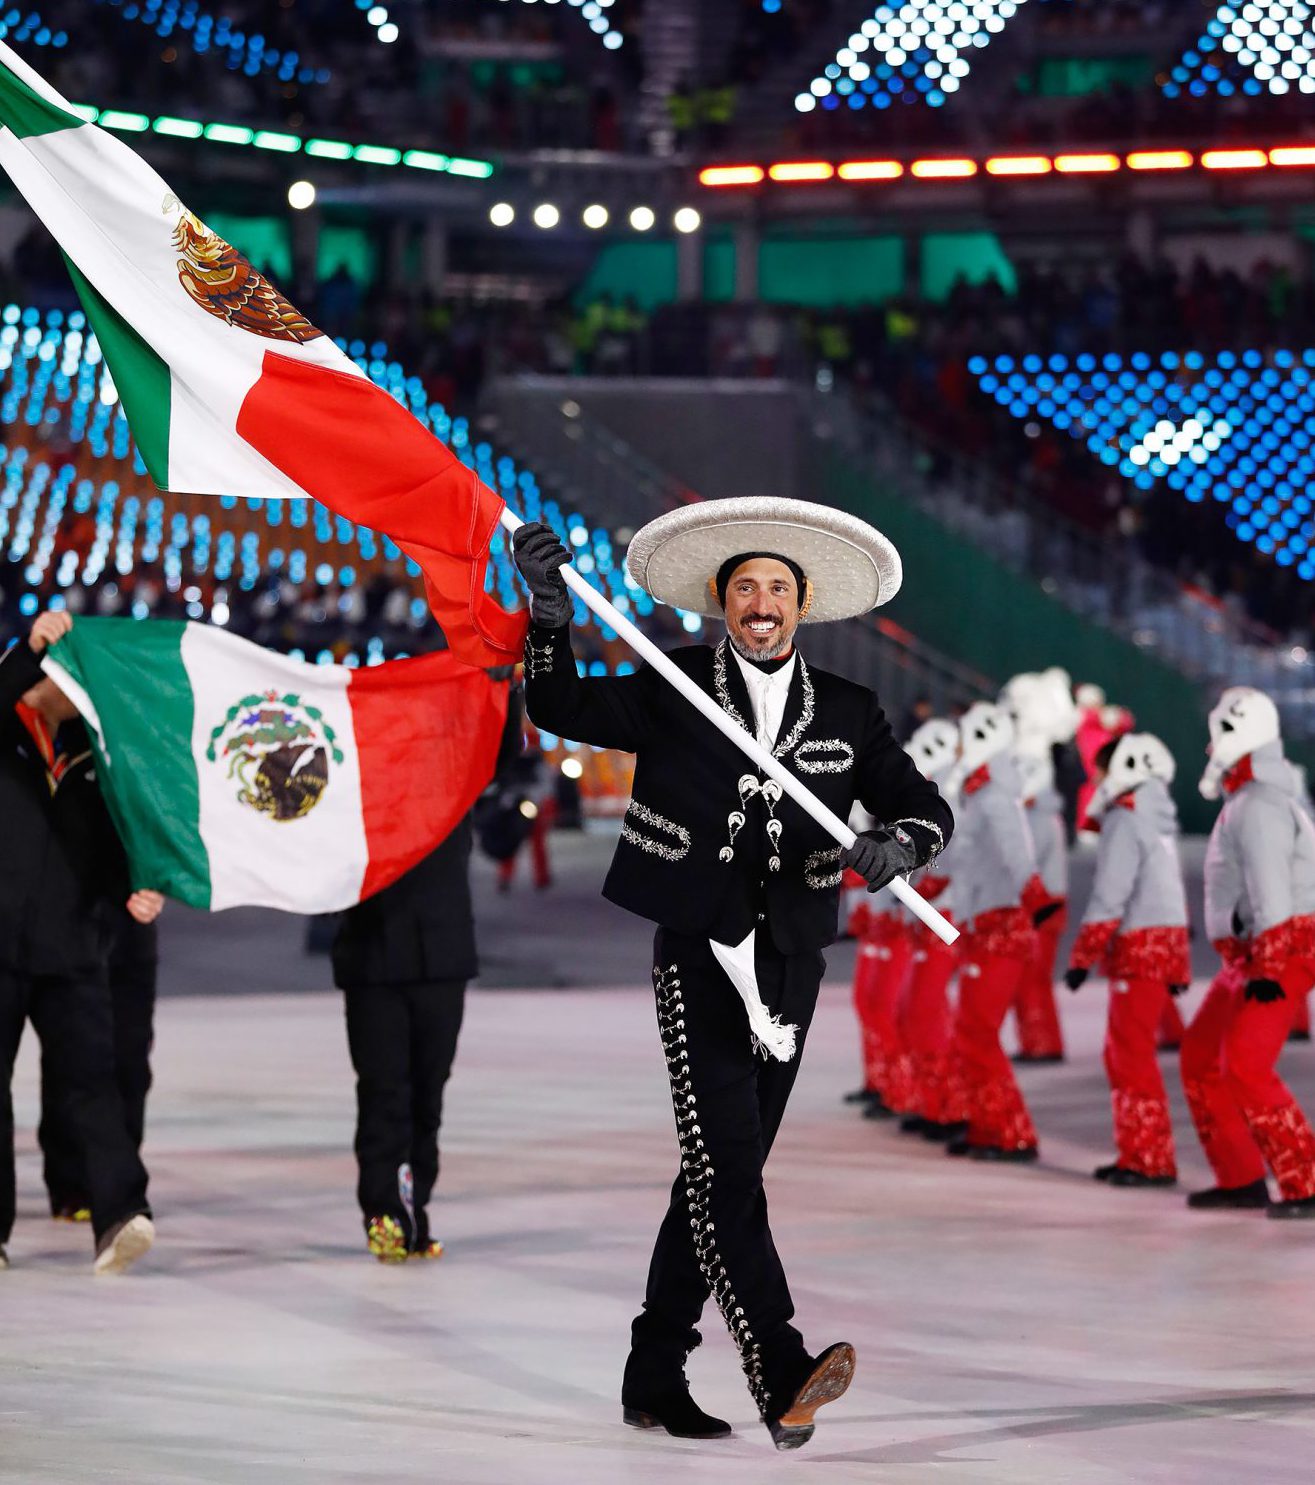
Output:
[970, 348, 1315, 577]
[797, 0, 1030, 113]
[90, 0, 328, 87]
[1165, 2, 1315, 99]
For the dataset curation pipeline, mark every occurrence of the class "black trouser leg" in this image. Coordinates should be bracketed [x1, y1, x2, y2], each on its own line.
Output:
[28, 969, 150, 1244]
[110, 956, 157, 1157]
[634, 929, 824, 1417]
[39, 1039, 83, 1212]
[0, 970, 27, 1246]
[39, 957, 157, 1210]
[344, 984, 415, 1239]
[406, 981, 466, 1248]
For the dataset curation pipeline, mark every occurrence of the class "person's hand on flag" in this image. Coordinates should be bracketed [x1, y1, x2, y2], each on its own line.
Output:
[126, 890, 165, 925]
[27, 610, 72, 653]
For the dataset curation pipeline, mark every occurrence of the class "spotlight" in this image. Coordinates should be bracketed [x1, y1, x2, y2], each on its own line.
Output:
[366, 5, 387, 23]
[629, 205, 655, 231]
[533, 203, 561, 229]
[673, 206, 701, 233]
[582, 203, 609, 229]
[287, 179, 316, 210]
[561, 757, 584, 779]
[489, 202, 515, 227]
[377, 22, 398, 42]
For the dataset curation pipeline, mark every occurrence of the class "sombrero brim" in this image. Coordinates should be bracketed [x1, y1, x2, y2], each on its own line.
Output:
[625, 497, 902, 623]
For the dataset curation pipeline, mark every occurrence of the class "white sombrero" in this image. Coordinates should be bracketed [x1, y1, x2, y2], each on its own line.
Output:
[625, 497, 902, 624]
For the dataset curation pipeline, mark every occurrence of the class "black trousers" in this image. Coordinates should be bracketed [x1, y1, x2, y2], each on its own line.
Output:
[40, 954, 157, 1210]
[342, 980, 466, 1248]
[634, 928, 825, 1418]
[0, 966, 151, 1245]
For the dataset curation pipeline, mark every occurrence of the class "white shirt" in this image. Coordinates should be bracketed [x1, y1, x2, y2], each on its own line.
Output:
[730, 646, 797, 751]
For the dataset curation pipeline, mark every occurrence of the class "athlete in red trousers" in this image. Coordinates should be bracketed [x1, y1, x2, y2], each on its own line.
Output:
[1000, 670, 1079, 1063]
[896, 718, 966, 1139]
[945, 702, 1050, 1161]
[1182, 687, 1315, 1218]
[844, 893, 915, 1118]
[1064, 733, 1189, 1187]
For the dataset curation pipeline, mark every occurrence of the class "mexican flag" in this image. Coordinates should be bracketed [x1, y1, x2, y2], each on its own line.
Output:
[43, 619, 509, 913]
[0, 41, 527, 667]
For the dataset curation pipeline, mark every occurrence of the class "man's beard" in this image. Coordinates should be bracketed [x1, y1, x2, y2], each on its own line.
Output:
[728, 624, 792, 662]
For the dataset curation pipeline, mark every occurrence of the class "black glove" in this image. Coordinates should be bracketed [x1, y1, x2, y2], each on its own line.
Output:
[1244, 978, 1285, 1004]
[1033, 901, 1063, 927]
[843, 827, 918, 894]
[1168, 983, 1189, 998]
[1063, 967, 1088, 992]
[512, 521, 572, 628]
[1231, 908, 1246, 937]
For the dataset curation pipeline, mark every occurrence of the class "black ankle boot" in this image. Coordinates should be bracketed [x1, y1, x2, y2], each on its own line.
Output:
[621, 1329, 732, 1440]
[1186, 1179, 1270, 1210]
[762, 1342, 857, 1451]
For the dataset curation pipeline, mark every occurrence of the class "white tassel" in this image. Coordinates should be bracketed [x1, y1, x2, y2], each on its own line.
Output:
[709, 929, 799, 1064]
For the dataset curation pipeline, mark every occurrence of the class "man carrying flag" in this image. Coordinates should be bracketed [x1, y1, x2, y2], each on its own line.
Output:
[513, 498, 953, 1451]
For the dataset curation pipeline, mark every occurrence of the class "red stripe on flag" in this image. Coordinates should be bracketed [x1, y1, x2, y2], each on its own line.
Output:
[236, 352, 528, 667]
[349, 650, 508, 901]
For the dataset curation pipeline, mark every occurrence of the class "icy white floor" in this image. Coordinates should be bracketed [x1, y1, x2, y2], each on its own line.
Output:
[4, 976, 1315, 1484]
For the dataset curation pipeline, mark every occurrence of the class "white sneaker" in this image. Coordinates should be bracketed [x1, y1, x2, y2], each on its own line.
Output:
[93, 1214, 154, 1276]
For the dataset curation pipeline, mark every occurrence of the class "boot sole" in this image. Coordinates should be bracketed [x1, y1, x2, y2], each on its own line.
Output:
[622, 1407, 732, 1439]
[770, 1342, 856, 1451]
[93, 1215, 154, 1276]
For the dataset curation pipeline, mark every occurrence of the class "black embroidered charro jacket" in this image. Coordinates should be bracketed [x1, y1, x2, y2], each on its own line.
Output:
[522, 622, 954, 953]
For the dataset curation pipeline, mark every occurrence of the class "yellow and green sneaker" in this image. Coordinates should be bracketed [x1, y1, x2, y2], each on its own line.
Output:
[408, 1239, 445, 1261]
[366, 1215, 409, 1264]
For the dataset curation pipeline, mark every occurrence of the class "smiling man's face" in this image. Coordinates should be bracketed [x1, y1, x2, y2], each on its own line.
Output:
[722, 556, 801, 662]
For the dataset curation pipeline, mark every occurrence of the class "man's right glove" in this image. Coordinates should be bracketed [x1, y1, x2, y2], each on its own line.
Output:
[512, 521, 573, 628]
[1244, 978, 1286, 1004]
[843, 827, 918, 894]
[1063, 967, 1088, 992]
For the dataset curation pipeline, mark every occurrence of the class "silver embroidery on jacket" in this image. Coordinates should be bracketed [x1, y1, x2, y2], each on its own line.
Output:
[804, 845, 844, 890]
[711, 641, 815, 761]
[794, 738, 854, 775]
[893, 816, 945, 863]
[524, 633, 555, 680]
[620, 800, 691, 862]
[653, 963, 769, 1417]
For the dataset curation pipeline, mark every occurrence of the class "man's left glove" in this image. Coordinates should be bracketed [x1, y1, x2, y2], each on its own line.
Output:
[1063, 967, 1088, 992]
[1244, 978, 1285, 1004]
[843, 827, 918, 894]
[512, 521, 573, 628]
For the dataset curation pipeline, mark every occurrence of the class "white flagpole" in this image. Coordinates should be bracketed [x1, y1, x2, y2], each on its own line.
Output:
[500, 508, 959, 946]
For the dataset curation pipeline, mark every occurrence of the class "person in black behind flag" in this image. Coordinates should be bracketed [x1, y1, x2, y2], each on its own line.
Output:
[332, 679, 522, 1262]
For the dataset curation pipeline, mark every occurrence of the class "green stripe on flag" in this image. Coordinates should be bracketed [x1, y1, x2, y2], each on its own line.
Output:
[63, 254, 172, 487]
[0, 57, 84, 138]
[50, 618, 211, 909]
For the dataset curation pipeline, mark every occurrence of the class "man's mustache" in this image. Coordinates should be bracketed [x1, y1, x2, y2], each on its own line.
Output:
[740, 614, 781, 626]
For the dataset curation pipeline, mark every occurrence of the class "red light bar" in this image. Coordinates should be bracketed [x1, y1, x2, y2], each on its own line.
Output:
[1127, 150, 1194, 171]
[985, 155, 1051, 176]
[1054, 152, 1120, 174]
[911, 157, 977, 179]
[1270, 146, 1315, 167]
[1202, 148, 1268, 170]
[699, 164, 765, 187]
[767, 160, 834, 182]
[837, 159, 904, 181]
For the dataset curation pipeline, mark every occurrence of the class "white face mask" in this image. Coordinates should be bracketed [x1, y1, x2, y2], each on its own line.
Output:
[957, 701, 1015, 777]
[1205, 687, 1280, 776]
[908, 718, 959, 783]
[1089, 733, 1176, 818]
